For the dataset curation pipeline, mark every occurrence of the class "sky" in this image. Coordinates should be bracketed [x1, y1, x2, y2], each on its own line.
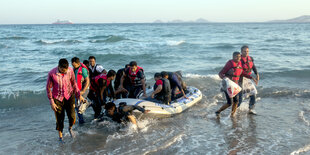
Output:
[0, 0, 309, 24]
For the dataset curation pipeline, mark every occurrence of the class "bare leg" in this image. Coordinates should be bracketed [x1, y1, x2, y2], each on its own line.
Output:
[216, 104, 231, 115]
[231, 102, 238, 117]
[58, 131, 63, 138]
[127, 115, 137, 125]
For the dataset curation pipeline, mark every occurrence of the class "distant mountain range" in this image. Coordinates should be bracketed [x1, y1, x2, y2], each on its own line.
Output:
[268, 15, 310, 23]
[153, 18, 209, 23]
[153, 15, 310, 23]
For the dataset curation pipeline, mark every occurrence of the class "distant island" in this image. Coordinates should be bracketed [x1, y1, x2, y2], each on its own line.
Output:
[52, 20, 73, 24]
[153, 18, 209, 23]
[268, 15, 310, 23]
[153, 15, 310, 23]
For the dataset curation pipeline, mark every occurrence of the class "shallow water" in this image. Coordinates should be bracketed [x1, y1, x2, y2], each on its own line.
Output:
[0, 23, 310, 154]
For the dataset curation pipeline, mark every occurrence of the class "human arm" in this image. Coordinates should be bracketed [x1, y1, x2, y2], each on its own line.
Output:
[108, 82, 115, 100]
[172, 74, 188, 99]
[80, 68, 89, 96]
[250, 57, 259, 84]
[141, 78, 147, 98]
[218, 61, 232, 79]
[251, 57, 259, 82]
[46, 72, 58, 112]
[70, 69, 83, 102]
[122, 105, 149, 114]
[98, 79, 107, 104]
[120, 74, 126, 89]
[151, 85, 162, 98]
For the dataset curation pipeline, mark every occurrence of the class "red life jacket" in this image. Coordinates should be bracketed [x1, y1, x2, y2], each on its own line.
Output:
[76, 63, 89, 90]
[90, 73, 110, 91]
[241, 56, 254, 76]
[230, 60, 243, 83]
[128, 66, 144, 86]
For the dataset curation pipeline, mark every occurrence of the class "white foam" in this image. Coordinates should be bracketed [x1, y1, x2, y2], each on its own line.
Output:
[40, 39, 58, 44]
[184, 73, 221, 80]
[166, 40, 185, 46]
[299, 111, 310, 126]
[290, 143, 310, 155]
[142, 133, 184, 155]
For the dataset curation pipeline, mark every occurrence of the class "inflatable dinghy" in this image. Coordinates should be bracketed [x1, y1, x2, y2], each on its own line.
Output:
[113, 86, 202, 115]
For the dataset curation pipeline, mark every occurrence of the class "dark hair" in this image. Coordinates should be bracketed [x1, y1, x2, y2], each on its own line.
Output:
[241, 45, 249, 51]
[125, 64, 130, 68]
[105, 102, 116, 110]
[71, 57, 80, 63]
[233, 52, 241, 57]
[129, 61, 137, 67]
[88, 56, 96, 61]
[154, 73, 162, 78]
[83, 60, 89, 65]
[161, 71, 168, 77]
[58, 58, 69, 69]
[107, 70, 116, 77]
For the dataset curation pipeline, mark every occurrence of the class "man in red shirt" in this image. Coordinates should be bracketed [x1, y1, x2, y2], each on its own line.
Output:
[46, 58, 84, 142]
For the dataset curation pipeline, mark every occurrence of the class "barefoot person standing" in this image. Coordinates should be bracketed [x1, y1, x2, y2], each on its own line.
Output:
[46, 58, 84, 142]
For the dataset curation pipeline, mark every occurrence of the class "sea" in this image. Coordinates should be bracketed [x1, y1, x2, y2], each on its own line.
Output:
[0, 23, 310, 155]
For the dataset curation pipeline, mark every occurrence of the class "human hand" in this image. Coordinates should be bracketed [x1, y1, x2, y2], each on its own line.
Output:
[252, 77, 258, 85]
[256, 74, 260, 81]
[151, 93, 155, 98]
[144, 110, 150, 114]
[50, 100, 58, 112]
[80, 96, 85, 103]
[143, 93, 147, 98]
[80, 90, 85, 96]
[184, 95, 189, 99]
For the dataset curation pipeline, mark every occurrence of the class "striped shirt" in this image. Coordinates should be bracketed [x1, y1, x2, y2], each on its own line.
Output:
[46, 67, 80, 101]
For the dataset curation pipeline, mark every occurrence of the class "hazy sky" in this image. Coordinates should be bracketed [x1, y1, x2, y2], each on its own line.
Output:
[0, 0, 309, 24]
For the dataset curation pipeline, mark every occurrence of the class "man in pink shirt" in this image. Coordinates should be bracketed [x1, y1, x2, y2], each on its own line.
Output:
[46, 58, 84, 142]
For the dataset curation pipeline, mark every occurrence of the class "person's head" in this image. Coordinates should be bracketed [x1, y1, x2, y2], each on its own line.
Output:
[107, 70, 117, 81]
[58, 58, 69, 73]
[83, 60, 89, 67]
[71, 57, 80, 69]
[105, 102, 116, 116]
[232, 52, 241, 63]
[241, 45, 249, 57]
[88, 56, 96, 67]
[129, 61, 138, 72]
[125, 64, 130, 69]
[154, 73, 162, 81]
[161, 71, 169, 79]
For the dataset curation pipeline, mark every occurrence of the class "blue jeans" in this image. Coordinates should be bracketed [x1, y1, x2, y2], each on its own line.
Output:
[238, 91, 256, 109]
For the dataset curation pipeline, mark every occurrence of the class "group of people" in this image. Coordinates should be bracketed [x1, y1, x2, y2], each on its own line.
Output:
[215, 45, 259, 117]
[46, 56, 187, 142]
[46, 45, 259, 142]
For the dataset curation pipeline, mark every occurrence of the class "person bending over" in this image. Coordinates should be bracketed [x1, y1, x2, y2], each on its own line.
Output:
[104, 102, 150, 125]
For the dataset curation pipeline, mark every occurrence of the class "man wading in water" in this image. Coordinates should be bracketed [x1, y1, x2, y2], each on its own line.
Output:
[46, 58, 85, 143]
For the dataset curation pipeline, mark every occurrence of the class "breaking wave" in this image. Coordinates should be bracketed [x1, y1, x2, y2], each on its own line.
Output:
[34, 39, 82, 45]
[89, 35, 128, 43]
[166, 40, 186, 46]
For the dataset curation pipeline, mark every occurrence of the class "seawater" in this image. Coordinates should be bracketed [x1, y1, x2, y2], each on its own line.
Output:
[0, 23, 310, 154]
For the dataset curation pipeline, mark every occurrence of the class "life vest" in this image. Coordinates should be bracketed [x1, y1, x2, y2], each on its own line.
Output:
[76, 63, 89, 90]
[90, 73, 110, 91]
[127, 66, 144, 86]
[241, 56, 254, 76]
[230, 60, 243, 84]
[153, 79, 171, 100]
[89, 64, 103, 89]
